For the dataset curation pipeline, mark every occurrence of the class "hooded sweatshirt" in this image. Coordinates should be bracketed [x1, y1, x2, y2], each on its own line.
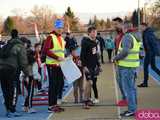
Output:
[80, 36, 100, 69]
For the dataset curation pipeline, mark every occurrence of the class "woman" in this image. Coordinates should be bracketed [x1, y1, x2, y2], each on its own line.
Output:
[105, 36, 115, 62]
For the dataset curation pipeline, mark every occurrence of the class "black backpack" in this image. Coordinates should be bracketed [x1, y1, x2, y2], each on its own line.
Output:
[0, 40, 17, 59]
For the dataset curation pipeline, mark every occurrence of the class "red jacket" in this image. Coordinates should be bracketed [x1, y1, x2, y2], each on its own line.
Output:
[115, 31, 124, 50]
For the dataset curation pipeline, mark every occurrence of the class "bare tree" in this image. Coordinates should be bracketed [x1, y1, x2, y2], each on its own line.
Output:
[31, 5, 56, 33]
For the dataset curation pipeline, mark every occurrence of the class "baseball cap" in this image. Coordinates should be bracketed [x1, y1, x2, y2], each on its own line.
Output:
[54, 19, 64, 29]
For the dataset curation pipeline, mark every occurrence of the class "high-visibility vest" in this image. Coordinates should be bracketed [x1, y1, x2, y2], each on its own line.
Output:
[45, 34, 65, 65]
[117, 33, 141, 68]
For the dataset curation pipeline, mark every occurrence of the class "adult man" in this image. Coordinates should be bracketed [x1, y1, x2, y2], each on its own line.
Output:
[113, 21, 141, 117]
[81, 26, 100, 109]
[96, 32, 105, 64]
[0, 29, 29, 117]
[112, 17, 124, 55]
[138, 23, 160, 87]
[42, 18, 65, 113]
[112, 17, 127, 106]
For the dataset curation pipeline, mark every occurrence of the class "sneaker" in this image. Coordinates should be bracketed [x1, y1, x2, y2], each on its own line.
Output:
[116, 100, 128, 106]
[83, 101, 90, 109]
[23, 106, 29, 112]
[48, 106, 65, 113]
[27, 108, 37, 114]
[120, 111, 135, 117]
[6, 111, 22, 118]
[56, 105, 65, 112]
[93, 99, 99, 104]
[138, 83, 148, 87]
[88, 100, 95, 106]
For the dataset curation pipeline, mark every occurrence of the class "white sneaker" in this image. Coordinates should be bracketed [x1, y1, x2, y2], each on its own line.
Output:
[93, 99, 99, 104]
[57, 99, 62, 105]
[28, 108, 37, 114]
[23, 107, 37, 113]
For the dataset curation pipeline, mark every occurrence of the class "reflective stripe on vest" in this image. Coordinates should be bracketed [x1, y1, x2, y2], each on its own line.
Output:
[117, 33, 141, 68]
[45, 34, 65, 65]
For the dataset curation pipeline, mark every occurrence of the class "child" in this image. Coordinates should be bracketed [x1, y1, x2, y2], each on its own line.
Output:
[71, 46, 84, 103]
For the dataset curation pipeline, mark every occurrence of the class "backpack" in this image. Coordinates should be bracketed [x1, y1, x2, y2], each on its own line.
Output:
[0, 41, 17, 59]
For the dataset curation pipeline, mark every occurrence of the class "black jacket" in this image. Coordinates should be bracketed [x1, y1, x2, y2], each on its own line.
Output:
[143, 27, 157, 55]
[80, 36, 100, 69]
[96, 36, 105, 50]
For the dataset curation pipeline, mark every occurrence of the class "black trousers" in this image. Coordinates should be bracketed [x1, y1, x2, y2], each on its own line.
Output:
[92, 77, 98, 99]
[107, 49, 113, 61]
[24, 76, 34, 108]
[143, 53, 160, 85]
[0, 66, 18, 112]
[47, 66, 64, 106]
[85, 68, 98, 99]
[100, 49, 104, 63]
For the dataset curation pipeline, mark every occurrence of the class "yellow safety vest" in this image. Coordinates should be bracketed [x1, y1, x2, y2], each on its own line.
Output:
[117, 33, 141, 68]
[45, 34, 65, 65]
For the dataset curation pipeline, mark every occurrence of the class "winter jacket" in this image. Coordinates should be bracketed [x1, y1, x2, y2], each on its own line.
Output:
[80, 36, 100, 69]
[0, 38, 29, 76]
[96, 36, 105, 51]
[143, 27, 158, 55]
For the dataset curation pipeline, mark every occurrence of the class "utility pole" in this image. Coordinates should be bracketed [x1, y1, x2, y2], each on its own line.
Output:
[138, 0, 141, 30]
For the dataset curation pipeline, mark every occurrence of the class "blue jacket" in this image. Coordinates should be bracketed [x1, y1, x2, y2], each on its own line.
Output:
[143, 27, 157, 55]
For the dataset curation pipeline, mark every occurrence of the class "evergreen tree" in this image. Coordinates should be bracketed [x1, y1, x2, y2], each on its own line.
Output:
[64, 6, 79, 31]
[132, 10, 138, 27]
[3, 16, 14, 34]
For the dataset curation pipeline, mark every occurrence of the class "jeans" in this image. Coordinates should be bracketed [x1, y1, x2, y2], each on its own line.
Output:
[143, 53, 160, 85]
[116, 66, 127, 100]
[119, 66, 137, 112]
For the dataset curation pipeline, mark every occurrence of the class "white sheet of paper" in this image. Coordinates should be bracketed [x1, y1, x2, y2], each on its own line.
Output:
[60, 57, 82, 84]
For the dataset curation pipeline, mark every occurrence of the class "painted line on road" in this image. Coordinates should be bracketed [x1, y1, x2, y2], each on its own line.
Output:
[46, 113, 54, 120]
[112, 64, 121, 119]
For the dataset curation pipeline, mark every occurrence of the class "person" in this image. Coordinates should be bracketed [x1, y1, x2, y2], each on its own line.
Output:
[71, 46, 84, 103]
[80, 26, 101, 109]
[96, 32, 105, 64]
[112, 17, 127, 106]
[112, 17, 124, 55]
[41, 18, 65, 113]
[105, 35, 115, 62]
[0, 35, 5, 47]
[34, 43, 42, 91]
[113, 21, 141, 117]
[64, 32, 71, 56]
[64, 32, 78, 56]
[0, 29, 29, 118]
[138, 23, 160, 87]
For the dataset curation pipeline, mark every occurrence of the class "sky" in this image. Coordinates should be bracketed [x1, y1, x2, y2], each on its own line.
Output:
[0, 0, 153, 23]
